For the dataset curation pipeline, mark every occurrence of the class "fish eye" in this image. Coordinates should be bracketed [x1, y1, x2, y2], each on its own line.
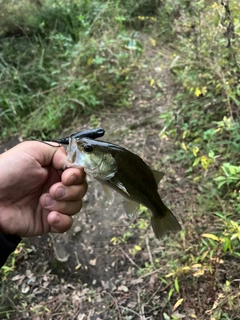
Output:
[84, 144, 93, 153]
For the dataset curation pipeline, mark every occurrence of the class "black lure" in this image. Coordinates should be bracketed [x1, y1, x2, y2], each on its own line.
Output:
[49, 128, 105, 145]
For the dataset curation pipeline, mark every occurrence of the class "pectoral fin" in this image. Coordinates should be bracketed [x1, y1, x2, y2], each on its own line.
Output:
[123, 199, 139, 219]
[115, 180, 130, 196]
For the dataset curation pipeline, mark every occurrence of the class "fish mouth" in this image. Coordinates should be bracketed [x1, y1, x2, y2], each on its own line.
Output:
[65, 147, 103, 175]
[65, 149, 83, 168]
[65, 137, 104, 175]
[65, 137, 85, 168]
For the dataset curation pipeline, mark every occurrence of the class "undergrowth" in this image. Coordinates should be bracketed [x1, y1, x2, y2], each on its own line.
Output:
[0, 1, 240, 320]
[0, 0, 142, 139]
[110, 1, 240, 319]
[150, 1, 240, 319]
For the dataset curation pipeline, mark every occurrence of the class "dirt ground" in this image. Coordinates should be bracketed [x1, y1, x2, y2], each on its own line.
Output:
[1, 39, 199, 320]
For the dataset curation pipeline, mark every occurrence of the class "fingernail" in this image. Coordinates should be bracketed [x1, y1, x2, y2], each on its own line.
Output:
[45, 196, 54, 207]
[55, 187, 66, 199]
[54, 214, 61, 224]
[67, 174, 77, 185]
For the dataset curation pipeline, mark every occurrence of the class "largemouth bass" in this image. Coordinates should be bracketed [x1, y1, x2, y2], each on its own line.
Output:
[65, 137, 181, 238]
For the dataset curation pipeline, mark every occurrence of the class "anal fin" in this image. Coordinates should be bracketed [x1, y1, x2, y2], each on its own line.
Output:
[102, 184, 115, 204]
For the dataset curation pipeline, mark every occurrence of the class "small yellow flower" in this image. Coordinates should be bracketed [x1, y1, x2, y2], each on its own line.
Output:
[195, 87, 202, 97]
[150, 37, 156, 46]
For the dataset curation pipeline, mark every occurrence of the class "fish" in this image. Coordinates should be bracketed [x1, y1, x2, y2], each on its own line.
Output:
[65, 137, 181, 239]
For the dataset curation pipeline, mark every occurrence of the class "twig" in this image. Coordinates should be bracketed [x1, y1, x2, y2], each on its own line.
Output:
[118, 306, 144, 318]
[158, 107, 182, 137]
[118, 246, 140, 269]
[74, 251, 81, 267]
[145, 236, 154, 266]
[102, 291, 122, 320]
[146, 283, 170, 306]
[68, 98, 85, 108]
[137, 287, 145, 320]
[140, 268, 162, 279]
[214, 193, 226, 215]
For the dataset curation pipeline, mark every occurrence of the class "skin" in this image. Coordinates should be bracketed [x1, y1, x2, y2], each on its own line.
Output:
[0, 141, 87, 237]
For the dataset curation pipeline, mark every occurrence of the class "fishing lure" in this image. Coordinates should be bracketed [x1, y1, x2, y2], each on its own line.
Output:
[57, 128, 105, 145]
[34, 128, 105, 146]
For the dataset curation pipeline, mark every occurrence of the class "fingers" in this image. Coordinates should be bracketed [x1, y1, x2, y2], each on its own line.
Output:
[40, 183, 85, 216]
[16, 141, 67, 169]
[47, 211, 73, 233]
[16, 140, 72, 170]
[51, 182, 88, 202]
[39, 166, 87, 235]
[61, 167, 86, 186]
[44, 196, 83, 215]
[40, 166, 87, 209]
[39, 165, 87, 234]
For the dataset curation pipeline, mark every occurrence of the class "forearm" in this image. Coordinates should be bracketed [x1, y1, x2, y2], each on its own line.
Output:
[0, 233, 21, 268]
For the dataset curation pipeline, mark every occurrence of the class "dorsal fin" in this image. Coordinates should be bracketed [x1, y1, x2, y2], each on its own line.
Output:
[152, 170, 165, 184]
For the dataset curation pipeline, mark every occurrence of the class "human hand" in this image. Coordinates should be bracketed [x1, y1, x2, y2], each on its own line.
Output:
[0, 141, 87, 237]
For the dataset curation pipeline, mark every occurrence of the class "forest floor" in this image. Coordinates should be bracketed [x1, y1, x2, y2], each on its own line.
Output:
[1, 35, 235, 320]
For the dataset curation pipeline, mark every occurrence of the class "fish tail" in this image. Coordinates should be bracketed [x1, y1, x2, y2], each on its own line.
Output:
[151, 207, 181, 239]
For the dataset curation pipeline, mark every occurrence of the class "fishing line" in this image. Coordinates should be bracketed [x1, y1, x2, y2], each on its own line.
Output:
[31, 139, 62, 147]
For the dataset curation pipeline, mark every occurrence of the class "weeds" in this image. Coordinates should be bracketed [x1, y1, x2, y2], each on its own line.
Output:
[0, 1, 240, 319]
[108, 1, 240, 318]
[152, 0, 240, 318]
[0, 0, 142, 139]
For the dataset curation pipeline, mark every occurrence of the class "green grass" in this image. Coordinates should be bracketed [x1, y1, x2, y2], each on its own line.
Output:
[0, 0, 240, 319]
[0, 0, 143, 139]
[154, 1, 240, 318]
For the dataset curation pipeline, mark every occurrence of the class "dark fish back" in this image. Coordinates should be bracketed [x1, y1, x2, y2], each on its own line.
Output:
[110, 148, 164, 214]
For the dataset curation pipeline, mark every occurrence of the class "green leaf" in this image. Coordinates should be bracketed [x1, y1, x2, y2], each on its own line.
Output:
[192, 157, 200, 167]
[174, 277, 180, 293]
[214, 13, 220, 26]
[208, 150, 215, 158]
[223, 237, 232, 252]
[168, 288, 174, 300]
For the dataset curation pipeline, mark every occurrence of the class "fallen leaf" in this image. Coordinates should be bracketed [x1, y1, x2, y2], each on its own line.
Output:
[89, 259, 97, 266]
[21, 283, 30, 294]
[202, 233, 219, 241]
[118, 285, 129, 292]
[150, 79, 155, 86]
[193, 269, 204, 277]
[173, 298, 184, 311]
[75, 263, 82, 270]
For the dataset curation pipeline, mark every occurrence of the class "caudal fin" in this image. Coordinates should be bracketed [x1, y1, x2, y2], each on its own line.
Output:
[151, 208, 181, 239]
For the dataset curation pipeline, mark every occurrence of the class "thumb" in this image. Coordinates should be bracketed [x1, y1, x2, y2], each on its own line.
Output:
[19, 141, 67, 169]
